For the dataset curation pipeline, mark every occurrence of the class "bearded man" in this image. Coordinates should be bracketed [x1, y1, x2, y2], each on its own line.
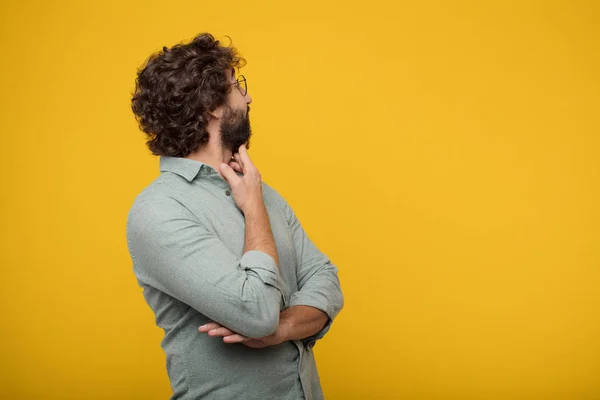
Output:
[126, 33, 344, 400]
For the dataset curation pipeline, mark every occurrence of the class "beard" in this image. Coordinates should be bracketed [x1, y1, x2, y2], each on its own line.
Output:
[219, 105, 252, 153]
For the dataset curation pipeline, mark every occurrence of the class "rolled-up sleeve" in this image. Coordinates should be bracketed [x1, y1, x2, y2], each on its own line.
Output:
[241, 250, 281, 289]
[281, 196, 344, 346]
[126, 196, 284, 339]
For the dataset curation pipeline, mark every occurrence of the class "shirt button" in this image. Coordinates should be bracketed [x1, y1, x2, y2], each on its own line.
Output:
[225, 190, 231, 196]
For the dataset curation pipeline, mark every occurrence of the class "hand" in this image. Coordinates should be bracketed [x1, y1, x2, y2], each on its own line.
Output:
[198, 322, 250, 344]
[219, 144, 263, 211]
[227, 152, 243, 174]
[198, 322, 286, 349]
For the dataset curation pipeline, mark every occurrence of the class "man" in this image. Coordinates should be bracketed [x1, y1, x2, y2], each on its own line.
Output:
[126, 33, 344, 399]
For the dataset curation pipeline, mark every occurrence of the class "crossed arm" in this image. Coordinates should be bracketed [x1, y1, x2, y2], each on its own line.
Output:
[127, 191, 343, 346]
[199, 305, 329, 348]
[198, 193, 344, 348]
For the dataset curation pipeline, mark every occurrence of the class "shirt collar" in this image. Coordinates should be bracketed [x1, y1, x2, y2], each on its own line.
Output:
[159, 156, 205, 182]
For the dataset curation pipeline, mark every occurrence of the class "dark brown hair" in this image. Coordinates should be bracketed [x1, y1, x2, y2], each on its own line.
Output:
[131, 33, 246, 157]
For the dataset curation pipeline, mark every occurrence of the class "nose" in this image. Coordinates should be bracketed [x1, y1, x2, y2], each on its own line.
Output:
[245, 92, 252, 104]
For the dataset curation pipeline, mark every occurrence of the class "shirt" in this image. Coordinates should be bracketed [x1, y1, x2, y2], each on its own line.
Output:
[125, 156, 344, 400]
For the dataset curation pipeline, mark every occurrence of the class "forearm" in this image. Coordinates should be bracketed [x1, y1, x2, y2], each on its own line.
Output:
[279, 305, 329, 342]
[243, 202, 280, 270]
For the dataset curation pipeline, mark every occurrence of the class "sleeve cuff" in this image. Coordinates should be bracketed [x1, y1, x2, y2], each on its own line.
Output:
[240, 250, 287, 306]
[289, 292, 341, 349]
[302, 318, 332, 349]
[240, 250, 279, 286]
[288, 292, 341, 322]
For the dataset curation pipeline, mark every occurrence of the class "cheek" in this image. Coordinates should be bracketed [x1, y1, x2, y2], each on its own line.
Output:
[234, 96, 246, 108]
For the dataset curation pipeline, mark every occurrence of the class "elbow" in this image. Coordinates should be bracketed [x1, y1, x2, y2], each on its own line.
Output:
[327, 291, 345, 321]
[241, 304, 280, 338]
[236, 272, 283, 338]
[248, 316, 279, 339]
[338, 290, 345, 312]
[328, 284, 345, 320]
[235, 285, 282, 338]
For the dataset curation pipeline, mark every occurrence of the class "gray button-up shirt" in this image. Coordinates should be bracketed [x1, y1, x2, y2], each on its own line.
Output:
[126, 156, 344, 399]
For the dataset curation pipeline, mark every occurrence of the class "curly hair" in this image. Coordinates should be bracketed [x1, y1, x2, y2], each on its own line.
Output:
[131, 33, 246, 157]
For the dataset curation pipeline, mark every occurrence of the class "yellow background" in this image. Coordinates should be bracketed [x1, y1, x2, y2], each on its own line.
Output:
[1, 0, 599, 398]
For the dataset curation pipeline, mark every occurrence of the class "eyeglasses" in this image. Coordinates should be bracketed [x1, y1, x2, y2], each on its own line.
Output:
[232, 75, 247, 96]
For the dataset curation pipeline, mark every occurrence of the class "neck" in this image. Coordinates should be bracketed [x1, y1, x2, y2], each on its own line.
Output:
[185, 118, 232, 176]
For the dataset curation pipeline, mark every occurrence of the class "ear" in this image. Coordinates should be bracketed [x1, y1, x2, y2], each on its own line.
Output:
[207, 105, 225, 120]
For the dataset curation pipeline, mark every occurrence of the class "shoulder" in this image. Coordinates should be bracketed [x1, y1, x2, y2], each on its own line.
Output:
[128, 170, 197, 217]
[126, 184, 193, 237]
[261, 181, 281, 200]
[261, 181, 296, 222]
[261, 181, 287, 208]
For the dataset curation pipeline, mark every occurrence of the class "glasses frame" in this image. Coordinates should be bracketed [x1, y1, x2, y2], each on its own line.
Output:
[232, 75, 247, 96]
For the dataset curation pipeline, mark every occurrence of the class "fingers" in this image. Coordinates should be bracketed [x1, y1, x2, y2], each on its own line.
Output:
[233, 154, 245, 173]
[237, 144, 253, 168]
[207, 327, 236, 337]
[236, 146, 260, 183]
[228, 160, 243, 173]
[199, 323, 234, 337]
[233, 150, 245, 171]
[223, 334, 250, 343]
[219, 163, 240, 184]
[198, 322, 249, 343]
[198, 322, 222, 333]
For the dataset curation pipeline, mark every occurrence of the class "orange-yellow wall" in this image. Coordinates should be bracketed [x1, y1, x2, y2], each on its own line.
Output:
[1, 1, 599, 398]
